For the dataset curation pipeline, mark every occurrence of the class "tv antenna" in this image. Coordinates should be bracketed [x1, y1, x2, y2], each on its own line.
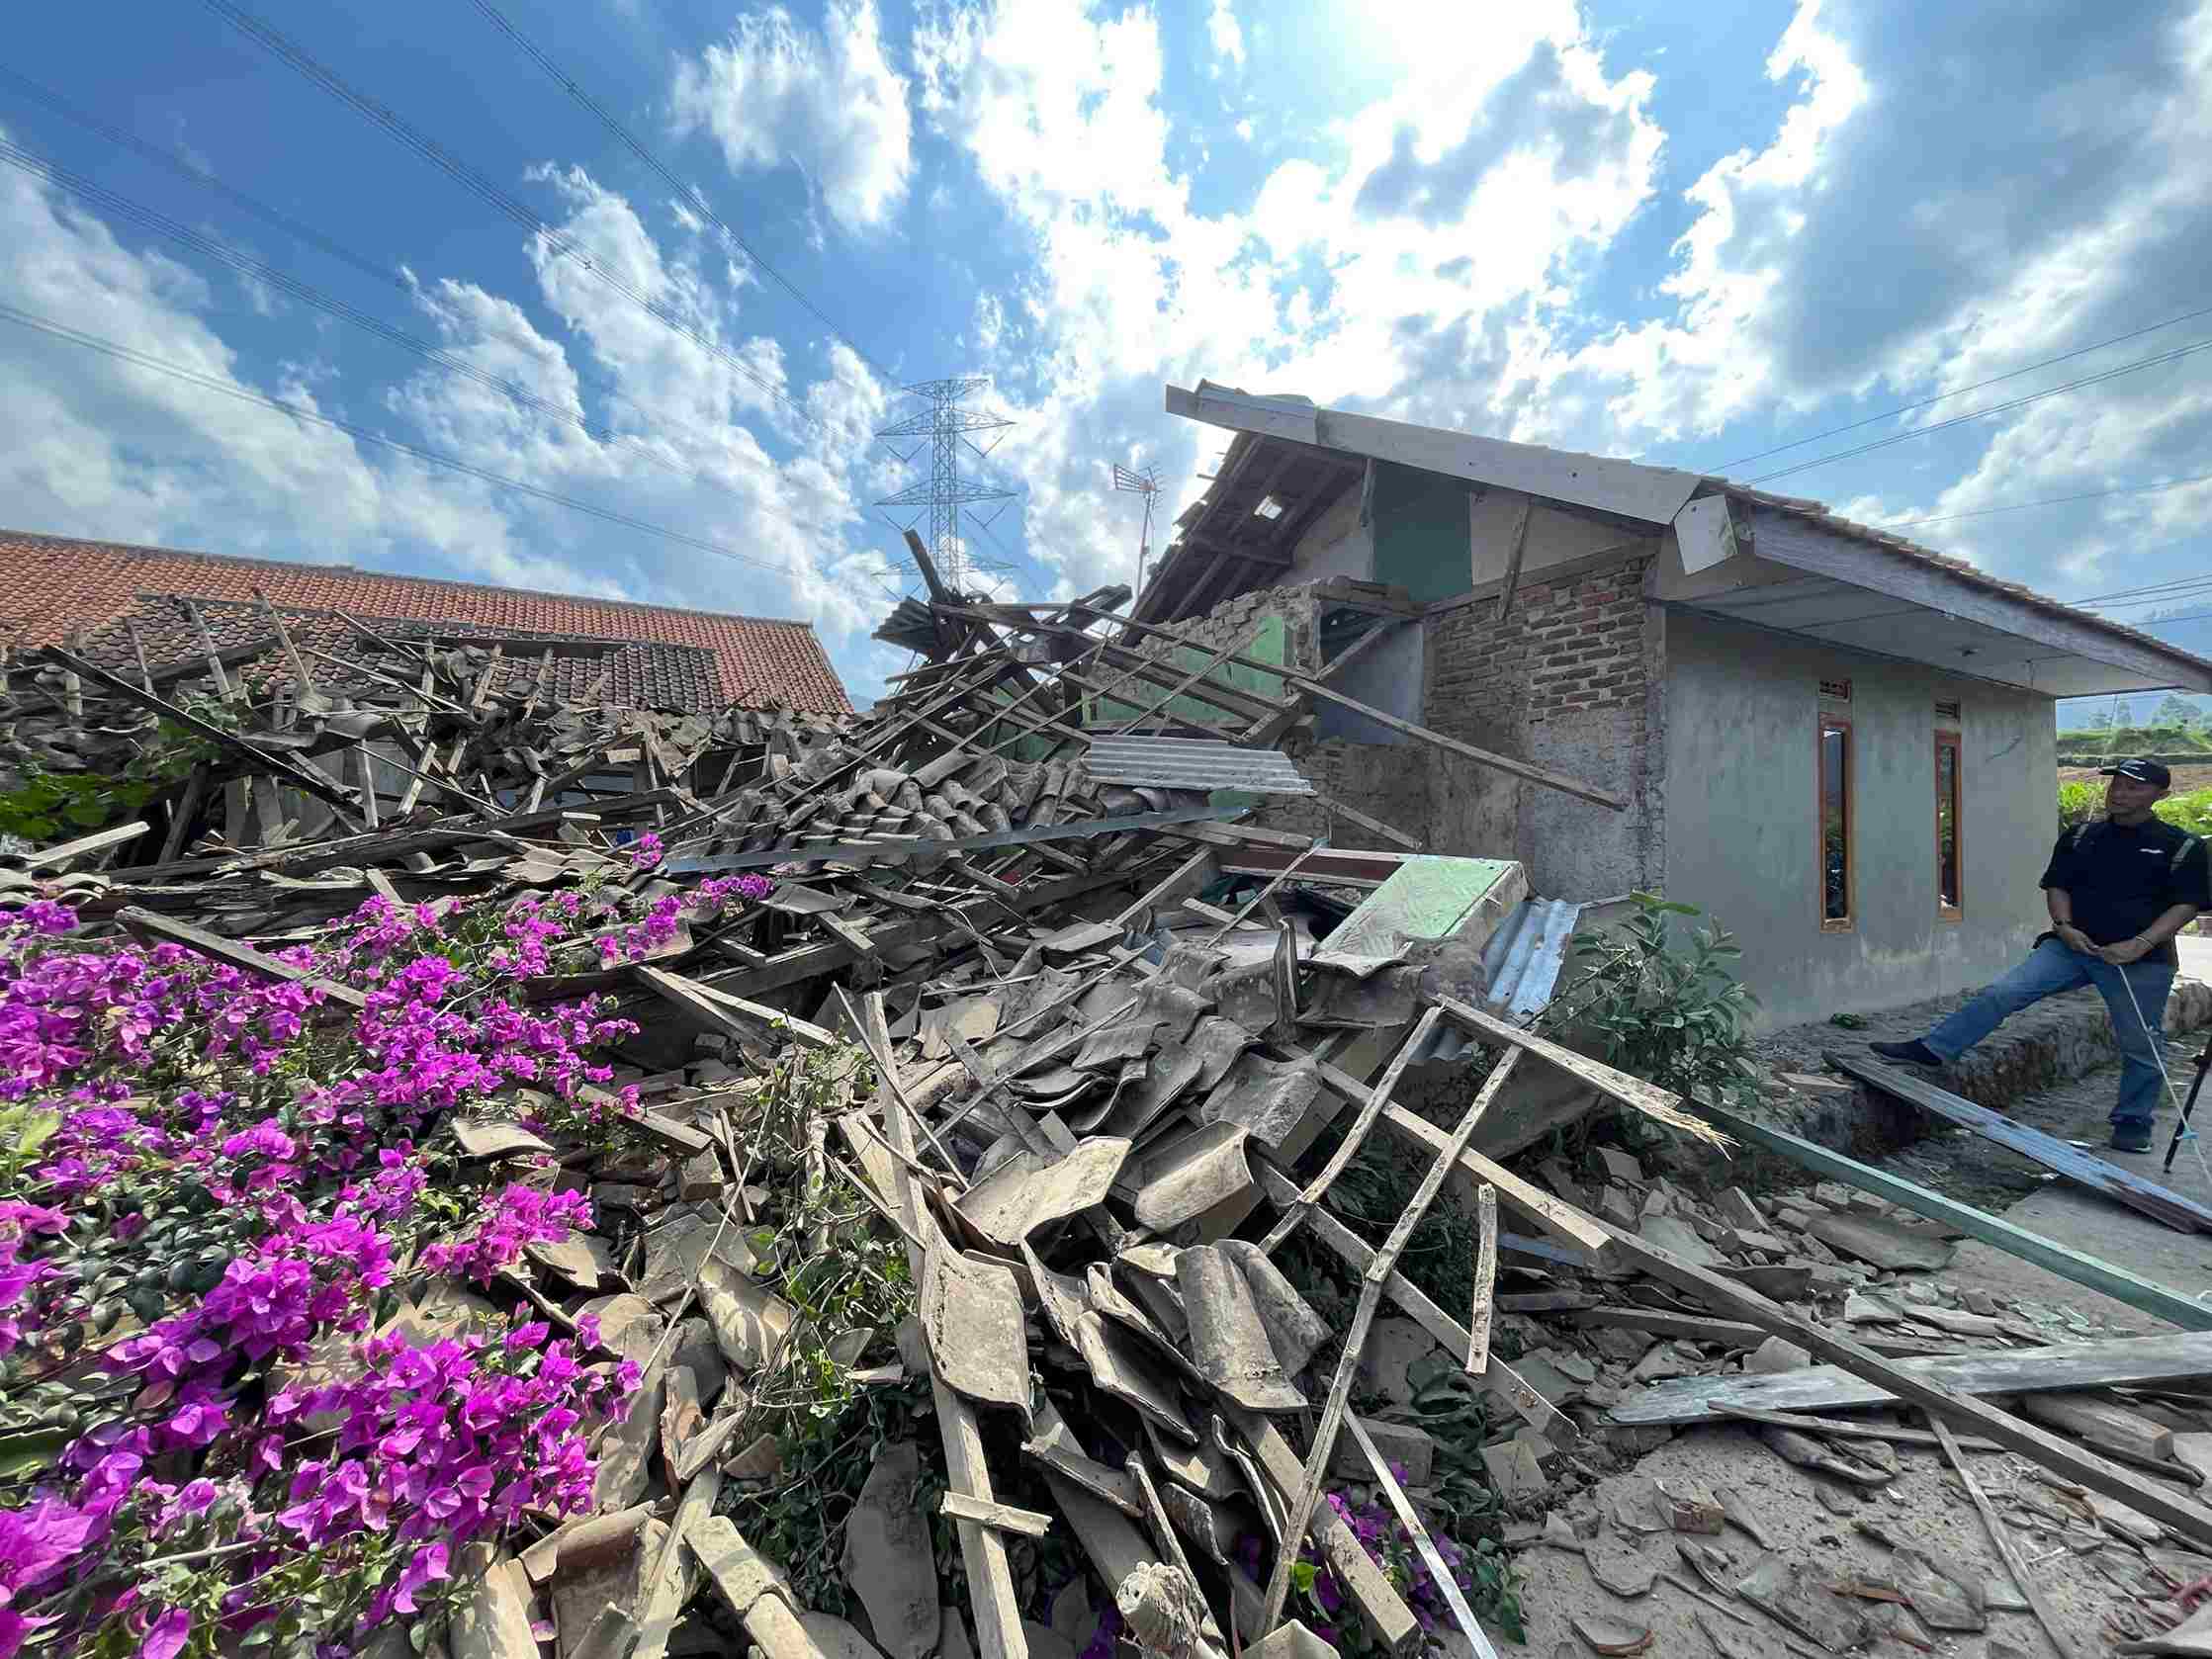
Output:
[1112, 462, 1163, 597]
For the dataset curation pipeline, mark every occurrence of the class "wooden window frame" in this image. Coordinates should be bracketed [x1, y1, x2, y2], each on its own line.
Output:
[1935, 729, 1963, 922]
[1817, 712, 1854, 932]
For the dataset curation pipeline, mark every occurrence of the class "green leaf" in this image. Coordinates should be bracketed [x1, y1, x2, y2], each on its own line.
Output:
[15, 1110, 60, 1157]
[1289, 1561, 1318, 1596]
[0, 1427, 70, 1476]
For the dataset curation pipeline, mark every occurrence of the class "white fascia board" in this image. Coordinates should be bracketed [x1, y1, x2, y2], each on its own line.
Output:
[1165, 383, 1702, 525]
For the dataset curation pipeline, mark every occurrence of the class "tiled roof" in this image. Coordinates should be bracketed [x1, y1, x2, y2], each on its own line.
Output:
[0, 529, 852, 714]
[77, 595, 727, 713]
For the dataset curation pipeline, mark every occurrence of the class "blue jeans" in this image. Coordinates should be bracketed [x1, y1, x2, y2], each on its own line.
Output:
[1924, 937, 2175, 1126]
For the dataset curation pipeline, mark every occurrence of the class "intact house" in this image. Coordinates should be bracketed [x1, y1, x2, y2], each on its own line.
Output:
[1136, 382, 2212, 1026]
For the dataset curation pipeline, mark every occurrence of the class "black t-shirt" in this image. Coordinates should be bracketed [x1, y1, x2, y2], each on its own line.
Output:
[2040, 819, 2212, 966]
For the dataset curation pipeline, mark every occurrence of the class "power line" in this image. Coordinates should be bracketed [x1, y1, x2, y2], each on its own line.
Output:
[0, 300, 828, 579]
[1708, 299, 2212, 473]
[198, 0, 823, 434]
[2077, 571, 2212, 607]
[462, 0, 895, 386]
[1741, 332, 2212, 484]
[0, 142, 908, 594]
[1875, 469, 2212, 531]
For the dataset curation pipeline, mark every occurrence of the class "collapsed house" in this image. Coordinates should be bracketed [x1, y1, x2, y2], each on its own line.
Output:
[1141, 384, 2212, 1025]
[11, 521, 2212, 1659]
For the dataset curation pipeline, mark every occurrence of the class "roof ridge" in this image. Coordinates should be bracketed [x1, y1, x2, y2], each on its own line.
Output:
[0, 527, 825, 632]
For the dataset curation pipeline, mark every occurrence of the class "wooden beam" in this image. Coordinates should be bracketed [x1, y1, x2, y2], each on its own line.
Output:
[1491, 496, 1535, 624]
[1694, 1097, 2212, 1332]
[44, 648, 364, 824]
[1288, 677, 1626, 811]
[1832, 1054, 2212, 1234]
[117, 906, 368, 1012]
[1248, 1154, 1575, 1447]
[861, 995, 1027, 1659]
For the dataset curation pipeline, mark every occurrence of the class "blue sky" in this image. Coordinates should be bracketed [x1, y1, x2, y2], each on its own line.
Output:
[3, 0, 2209, 708]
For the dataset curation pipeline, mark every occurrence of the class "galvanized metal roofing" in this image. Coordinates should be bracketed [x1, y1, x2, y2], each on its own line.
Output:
[1083, 735, 1315, 795]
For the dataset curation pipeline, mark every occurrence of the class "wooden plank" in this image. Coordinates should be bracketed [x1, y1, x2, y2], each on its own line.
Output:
[1599, 1219, 2212, 1550]
[184, 599, 236, 702]
[1710, 1404, 2003, 1453]
[1570, 1306, 1952, 1359]
[1283, 673, 1627, 810]
[1367, 1091, 1616, 1265]
[1248, 1154, 1576, 1446]
[1313, 791, 1423, 853]
[1465, 1184, 1497, 1376]
[1223, 1405, 1422, 1656]
[859, 993, 1027, 1659]
[1832, 1054, 2212, 1235]
[1261, 1050, 1523, 1635]
[20, 822, 149, 870]
[1262, 1006, 1445, 1254]
[1491, 496, 1535, 624]
[117, 906, 368, 1012]
[44, 648, 364, 823]
[1435, 996, 1718, 1143]
[1345, 1412, 1498, 1659]
[938, 1493, 1053, 1537]
[1926, 1412, 2087, 1659]
[1693, 1097, 2212, 1332]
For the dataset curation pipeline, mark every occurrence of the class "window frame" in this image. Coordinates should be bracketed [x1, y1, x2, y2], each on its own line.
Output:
[1935, 728, 1964, 921]
[1817, 712, 1855, 932]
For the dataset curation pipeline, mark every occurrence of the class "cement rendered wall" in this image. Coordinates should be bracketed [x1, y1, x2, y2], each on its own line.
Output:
[1663, 608, 2054, 1027]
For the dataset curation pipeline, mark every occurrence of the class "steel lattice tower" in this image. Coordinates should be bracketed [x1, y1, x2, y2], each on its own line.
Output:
[874, 378, 1017, 591]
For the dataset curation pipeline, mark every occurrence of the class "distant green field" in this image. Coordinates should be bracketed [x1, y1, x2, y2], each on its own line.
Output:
[2055, 722, 2212, 761]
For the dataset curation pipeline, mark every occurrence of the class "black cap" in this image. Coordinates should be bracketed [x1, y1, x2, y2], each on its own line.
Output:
[2100, 757, 2171, 787]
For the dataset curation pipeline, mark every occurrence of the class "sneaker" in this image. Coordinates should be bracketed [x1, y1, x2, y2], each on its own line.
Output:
[1869, 1038, 1943, 1069]
[2110, 1122, 2155, 1155]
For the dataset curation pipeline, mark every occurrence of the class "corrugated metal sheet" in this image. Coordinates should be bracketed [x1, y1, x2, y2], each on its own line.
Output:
[1480, 896, 1584, 1022]
[1084, 736, 1314, 795]
[1414, 896, 1585, 1062]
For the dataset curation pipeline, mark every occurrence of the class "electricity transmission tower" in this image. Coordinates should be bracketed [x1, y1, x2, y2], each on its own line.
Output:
[875, 378, 1018, 592]
[1111, 462, 1163, 596]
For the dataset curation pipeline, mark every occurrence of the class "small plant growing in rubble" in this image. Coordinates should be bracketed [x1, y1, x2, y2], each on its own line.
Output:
[1543, 892, 1759, 1118]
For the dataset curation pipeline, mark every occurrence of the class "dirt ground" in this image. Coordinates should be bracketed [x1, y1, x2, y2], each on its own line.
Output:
[1511, 1422, 2143, 1659]
[1505, 1048, 2212, 1654]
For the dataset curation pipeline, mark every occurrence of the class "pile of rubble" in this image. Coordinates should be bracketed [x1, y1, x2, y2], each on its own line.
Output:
[13, 566, 2212, 1659]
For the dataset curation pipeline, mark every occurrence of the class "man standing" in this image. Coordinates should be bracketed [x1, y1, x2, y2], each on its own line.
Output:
[1872, 758, 2208, 1152]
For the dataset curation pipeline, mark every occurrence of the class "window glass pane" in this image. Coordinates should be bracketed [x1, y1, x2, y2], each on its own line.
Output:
[1820, 721, 1850, 922]
[1937, 739, 1961, 911]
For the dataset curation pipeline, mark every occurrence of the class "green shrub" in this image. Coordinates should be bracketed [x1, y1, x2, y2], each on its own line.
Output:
[1543, 893, 1759, 1116]
[2056, 781, 2212, 835]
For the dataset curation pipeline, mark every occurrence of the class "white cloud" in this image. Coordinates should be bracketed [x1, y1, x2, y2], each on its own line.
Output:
[911, 0, 1664, 597]
[0, 137, 911, 686]
[668, 0, 914, 232]
[1207, 0, 1244, 71]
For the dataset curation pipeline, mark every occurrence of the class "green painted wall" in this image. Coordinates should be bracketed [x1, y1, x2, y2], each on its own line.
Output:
[1371, 462, 1471, 602]
[1087, 612, 1287, 729]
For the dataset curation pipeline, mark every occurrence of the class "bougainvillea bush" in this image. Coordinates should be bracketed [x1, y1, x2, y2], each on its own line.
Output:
[0, 869, 767, 1657]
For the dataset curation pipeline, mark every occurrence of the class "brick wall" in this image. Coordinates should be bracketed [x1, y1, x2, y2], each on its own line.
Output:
[1421, 556, 1661, 894]
[1133, 559, 1665, 884]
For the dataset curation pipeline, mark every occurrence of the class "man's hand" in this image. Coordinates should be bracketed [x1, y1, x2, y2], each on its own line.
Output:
[2098, 935, 2155, 966]
[2056, 924, 2097, 954]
